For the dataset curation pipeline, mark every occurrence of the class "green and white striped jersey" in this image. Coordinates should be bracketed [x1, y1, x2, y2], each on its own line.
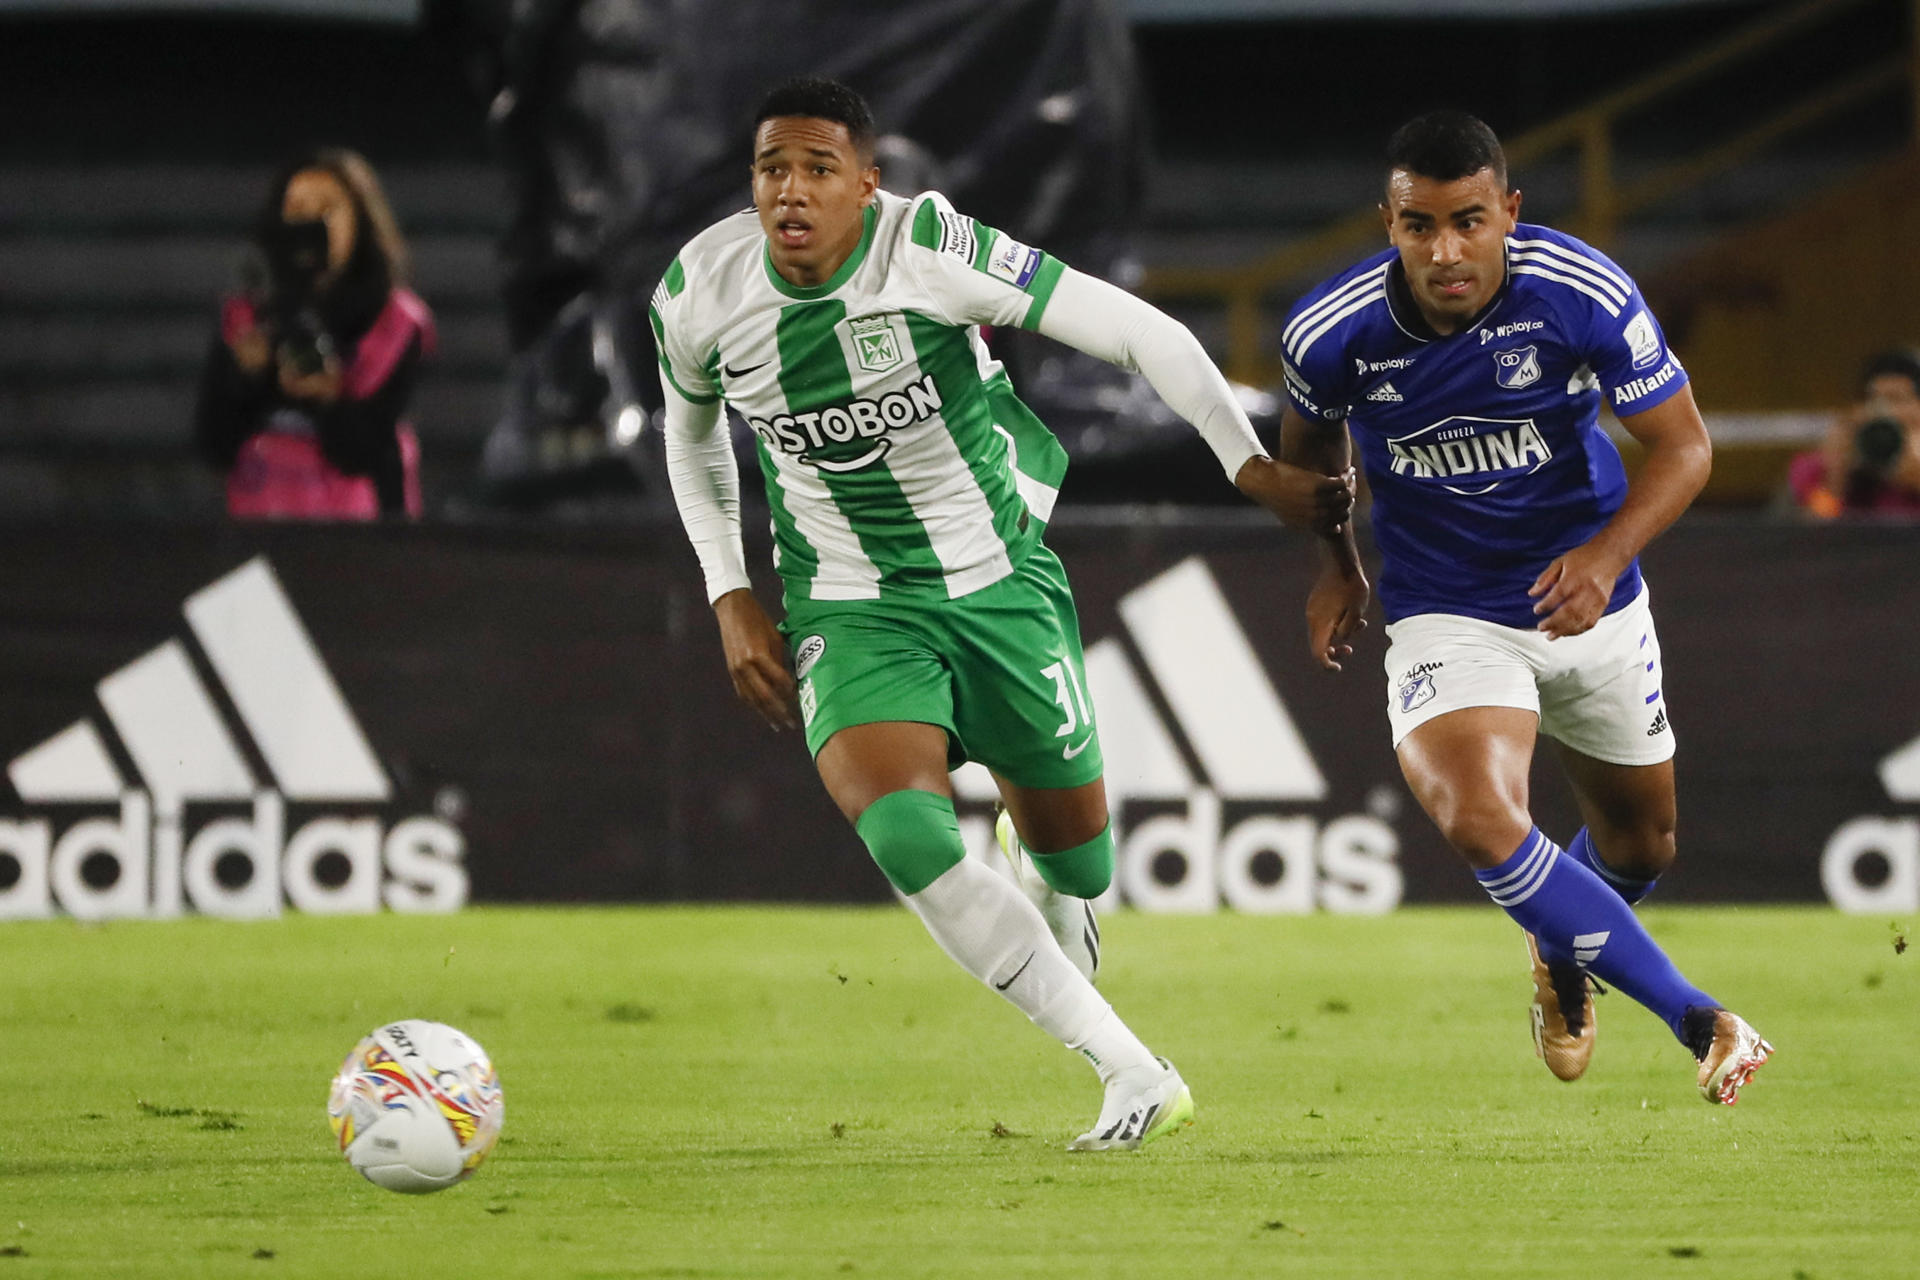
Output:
[650, 189, 1073, 605]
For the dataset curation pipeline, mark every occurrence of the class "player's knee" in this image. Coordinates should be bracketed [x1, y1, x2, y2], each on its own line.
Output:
[854, 789, 965, 896]
[1429, 792, 1533, 869]
[1598, 818, 1677, 879]
[1027, 824, 1115, 899]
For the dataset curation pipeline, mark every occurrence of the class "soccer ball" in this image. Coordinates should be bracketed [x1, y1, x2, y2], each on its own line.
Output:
[327, 1020, 504, 1194]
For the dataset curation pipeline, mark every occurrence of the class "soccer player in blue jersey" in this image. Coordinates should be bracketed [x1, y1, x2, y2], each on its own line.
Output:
[1278, 111, 1771, 1104]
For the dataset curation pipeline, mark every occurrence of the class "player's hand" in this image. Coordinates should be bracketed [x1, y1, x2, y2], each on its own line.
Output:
[1307, 562, 1370, 672]
[1234, 456, 1356, 535]
[1528, 541, 1625, 639]
[713, 588, 799, 731]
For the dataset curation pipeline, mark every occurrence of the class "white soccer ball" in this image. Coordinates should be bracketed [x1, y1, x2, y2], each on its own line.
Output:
[327, 1020, 504, 1194]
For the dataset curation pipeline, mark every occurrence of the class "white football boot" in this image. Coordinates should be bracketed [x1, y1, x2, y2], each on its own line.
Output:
[994, 809, 1100, 984]
[1068, 1056, 1195, 1152]
[1690, 1009, 1774, 1105]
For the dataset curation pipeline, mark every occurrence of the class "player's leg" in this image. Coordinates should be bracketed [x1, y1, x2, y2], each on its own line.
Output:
[816, 723, 1183, 1149]
[1536, 591, 1771, 1101]
[1385, 617, 1599, 1079]
[963, 544, 1117, 980]
[991, 775, 1109, 983]
[1550, 747, 1675, 904]
[941, 548, 1190, 1147]
[1400, 708, 1753, 1098]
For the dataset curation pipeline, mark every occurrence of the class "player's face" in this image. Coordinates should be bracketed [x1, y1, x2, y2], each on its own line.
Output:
[753, 117, 879, 287]
[1382, 168, 1521, 334]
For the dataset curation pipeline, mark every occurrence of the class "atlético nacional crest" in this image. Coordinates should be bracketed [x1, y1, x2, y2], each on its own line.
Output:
[1493, 344, 1542, 390]
[849, 314, 903, 374]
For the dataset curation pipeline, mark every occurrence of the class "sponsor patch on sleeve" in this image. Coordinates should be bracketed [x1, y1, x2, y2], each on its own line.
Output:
[1622, 309, 1662, 370]
[985, 234, 1042, 288]
[936, 210, 976, 265]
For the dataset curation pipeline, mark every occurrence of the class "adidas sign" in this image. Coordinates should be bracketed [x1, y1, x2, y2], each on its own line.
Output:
[953, 558, 1403, 915]
[1365, 381, 1404, 403]
[0, 557, 466, 921]
[1821, 725, 1920, 913]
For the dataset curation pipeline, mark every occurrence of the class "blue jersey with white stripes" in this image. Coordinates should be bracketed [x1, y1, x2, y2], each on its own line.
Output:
[1282, 224, 1688, 628]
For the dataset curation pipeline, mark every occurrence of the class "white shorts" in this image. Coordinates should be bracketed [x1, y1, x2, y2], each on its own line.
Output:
[1382, 587, 1675, 766]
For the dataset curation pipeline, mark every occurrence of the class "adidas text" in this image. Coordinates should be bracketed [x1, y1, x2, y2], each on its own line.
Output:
[0, 556, 466, 921]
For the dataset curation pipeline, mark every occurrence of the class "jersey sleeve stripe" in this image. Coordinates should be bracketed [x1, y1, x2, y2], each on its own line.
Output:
[1287, 286, 1387, 361]
[1019, 254, 1068, 330]
[1283, 263, 1391, 348]
[663, 256, 688, 299]
[1507, 240, 1630, 301]
[647, 301, 720, 404]
[1509, 248, 1629, 308]
[910, 199, 942, 249]
[1509, 263, 1623, 317]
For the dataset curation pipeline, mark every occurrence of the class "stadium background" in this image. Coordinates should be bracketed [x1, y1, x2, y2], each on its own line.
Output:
[2, 0, 1918, 921]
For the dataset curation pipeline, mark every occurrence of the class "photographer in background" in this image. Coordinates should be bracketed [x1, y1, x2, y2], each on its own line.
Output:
[195, 149, 434, 519]
[1789, 348, 1920, 518]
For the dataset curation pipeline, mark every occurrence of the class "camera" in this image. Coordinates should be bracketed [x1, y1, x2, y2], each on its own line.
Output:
[1852, 416, 1906, 481]
[259, 219, 335, 377]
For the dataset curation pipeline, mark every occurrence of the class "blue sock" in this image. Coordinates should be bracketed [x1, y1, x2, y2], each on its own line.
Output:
[1567, 827, 1656, 905]
[1476, 828, 1715, 1044]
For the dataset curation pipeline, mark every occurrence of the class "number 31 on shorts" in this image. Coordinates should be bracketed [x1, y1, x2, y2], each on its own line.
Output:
[1042, 659, 1094, 738]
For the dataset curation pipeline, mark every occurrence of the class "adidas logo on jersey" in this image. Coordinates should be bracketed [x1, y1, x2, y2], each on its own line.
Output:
[0, 557, 466, 921]
[951, 558, 1403, 915]
[1365, 381, 1404, 403]
[1821, 721, 1920, 913]
[1647, 708, 1668, 736]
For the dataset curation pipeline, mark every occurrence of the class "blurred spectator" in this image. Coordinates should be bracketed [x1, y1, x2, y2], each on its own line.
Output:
[195, 148, 434, 519]
[1789, 348, 1920, 518]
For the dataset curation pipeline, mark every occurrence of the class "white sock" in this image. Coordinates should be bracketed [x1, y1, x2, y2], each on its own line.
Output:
[906, 857, 1156, 1082]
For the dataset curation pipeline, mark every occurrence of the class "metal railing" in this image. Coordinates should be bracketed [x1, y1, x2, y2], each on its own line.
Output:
[1143, 0, 1920, 387]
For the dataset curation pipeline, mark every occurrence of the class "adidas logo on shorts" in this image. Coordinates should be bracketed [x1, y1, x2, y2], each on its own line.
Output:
[1647, 708, 1669, 736]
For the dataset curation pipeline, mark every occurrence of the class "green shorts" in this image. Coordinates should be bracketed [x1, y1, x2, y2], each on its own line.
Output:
[780, 545, 1104, 790]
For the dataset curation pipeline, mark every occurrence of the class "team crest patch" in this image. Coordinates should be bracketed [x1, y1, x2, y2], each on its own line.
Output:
[848, 315, 903, 374]
[1396, 667, 1438, 714]
[1493, 345, 1542, 390]
[985, 234, 1041, 288]
[794, 634, 826, 679]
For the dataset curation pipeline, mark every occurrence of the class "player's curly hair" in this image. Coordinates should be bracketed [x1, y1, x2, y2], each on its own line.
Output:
[1387, 111, 1509, 192]
[754, 76, 876, 160]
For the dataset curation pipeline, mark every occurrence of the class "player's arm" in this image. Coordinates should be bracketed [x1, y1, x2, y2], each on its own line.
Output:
[1032, 269, 1354, 533]
[1529, 394, 1712, 642]
[660, 383, 798, 731]
[1280, 404, 1371, 672]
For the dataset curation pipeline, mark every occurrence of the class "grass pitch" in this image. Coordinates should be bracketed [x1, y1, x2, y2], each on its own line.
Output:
[1, 905, 1913, 1279]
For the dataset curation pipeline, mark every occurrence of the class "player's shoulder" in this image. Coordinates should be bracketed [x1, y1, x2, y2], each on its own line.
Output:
[653, 207, 763, 316]
[1283, 245, 1397, 369]
[897, 187, 981, 264]
[1503, 222, 1639, 319]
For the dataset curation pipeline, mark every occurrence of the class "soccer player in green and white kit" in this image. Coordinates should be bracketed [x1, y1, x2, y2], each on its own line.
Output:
[654, 78, 1352, 1150]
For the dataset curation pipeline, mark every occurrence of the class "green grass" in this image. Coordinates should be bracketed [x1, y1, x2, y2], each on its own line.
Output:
[0, 906, 1913, 1278]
